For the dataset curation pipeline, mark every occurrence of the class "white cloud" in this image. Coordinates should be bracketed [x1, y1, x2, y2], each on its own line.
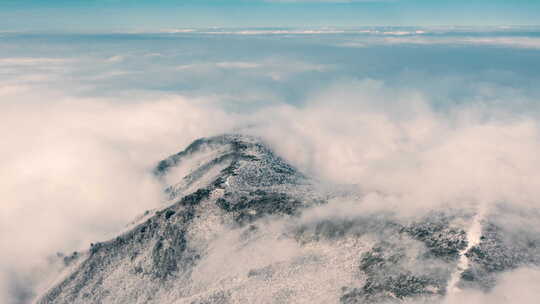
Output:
[2, 33, 540, 303]
[200, 29, 347, 35]
[105, 55, 126, 63]
[175, 59, 329, 81]
[0, 85, 234, 303]
[246, 79, 540, 216]
[370, 36, 540, 49]
[443, 268, 540, 304]
[4, 76, 540, 303]
[0, 57, 71, 66]
[159, 28, 196, 34]
[215, 61, 263, 69]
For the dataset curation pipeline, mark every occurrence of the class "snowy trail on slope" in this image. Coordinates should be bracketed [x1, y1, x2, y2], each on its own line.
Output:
[445, 201, 488, 298]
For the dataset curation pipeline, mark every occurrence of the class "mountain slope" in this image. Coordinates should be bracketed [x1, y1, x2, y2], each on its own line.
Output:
[38, 134, 315, 304]
[37, 134, 540, 304]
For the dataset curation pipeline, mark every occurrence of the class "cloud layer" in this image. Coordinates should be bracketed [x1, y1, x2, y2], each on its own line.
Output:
[1, 30, 540, 303]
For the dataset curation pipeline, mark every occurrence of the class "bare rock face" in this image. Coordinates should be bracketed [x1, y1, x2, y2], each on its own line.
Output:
[37, 135, 540, 304]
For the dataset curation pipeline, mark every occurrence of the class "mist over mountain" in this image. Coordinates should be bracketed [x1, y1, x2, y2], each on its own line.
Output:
[2, 28, 540, 303]
[35, 134, 540, 303]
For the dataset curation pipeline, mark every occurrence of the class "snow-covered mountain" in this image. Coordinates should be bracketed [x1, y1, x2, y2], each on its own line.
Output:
[37, 134, 540, 304]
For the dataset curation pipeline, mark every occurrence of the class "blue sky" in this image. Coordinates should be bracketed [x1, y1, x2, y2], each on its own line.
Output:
[1, 0, 540, 32]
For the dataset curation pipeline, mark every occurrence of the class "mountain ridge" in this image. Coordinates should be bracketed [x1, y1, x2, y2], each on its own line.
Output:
[37, 134, 540, 304]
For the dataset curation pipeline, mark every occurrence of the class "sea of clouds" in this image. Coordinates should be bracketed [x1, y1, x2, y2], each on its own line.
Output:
[1, 28, 540, 303]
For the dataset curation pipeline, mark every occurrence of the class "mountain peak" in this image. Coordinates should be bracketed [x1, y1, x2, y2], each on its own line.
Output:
[154, 134, 307, 201]
[38, 134, 315, 304]
[38, 135, 540, 304]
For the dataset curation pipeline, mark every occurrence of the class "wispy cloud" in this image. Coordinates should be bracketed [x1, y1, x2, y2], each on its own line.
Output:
[175, 60, 329, 81]
[381, 36, 540, 49]
[0, 57, 71, 66]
